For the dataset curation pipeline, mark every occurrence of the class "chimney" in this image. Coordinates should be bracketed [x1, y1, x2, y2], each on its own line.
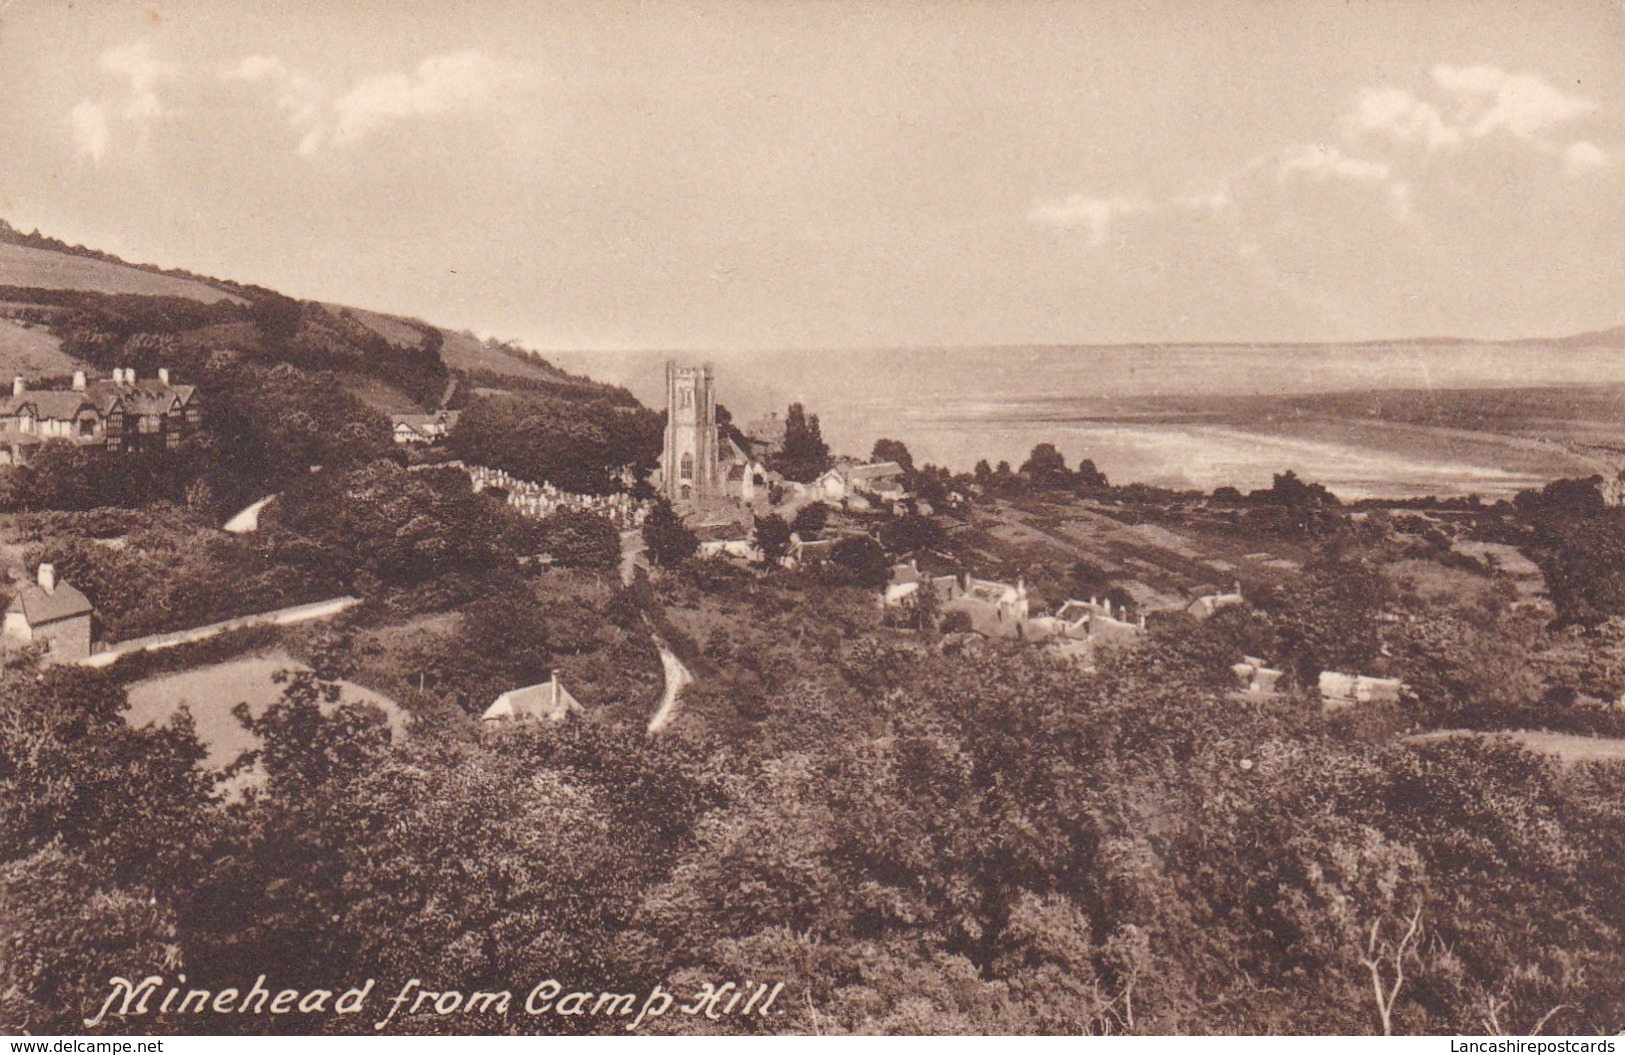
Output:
[72, 370, 86, 391]
[12, 377, 23, 398]
[37, 563, 54, 595]
[158, 367, 170, 386]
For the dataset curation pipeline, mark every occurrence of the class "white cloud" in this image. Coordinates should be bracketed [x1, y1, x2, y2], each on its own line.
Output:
[330, 52, 527, 148]
[1276, 144, 1411, 222]
[1028, 194, 1157, 245]
[1346, 87, 1461, 151]
[224, 55, 325, 154]
[1348, 65, 1599, 158]
[225, 50, 530, 154]
[1277, 143, 1393, 184]
[69, 39, 177, 161]
[1432, 64, 1596, 140]
[1563, 139, 1610, 176]
[100, 39, 174, 123]
[70, 101, 111, 163]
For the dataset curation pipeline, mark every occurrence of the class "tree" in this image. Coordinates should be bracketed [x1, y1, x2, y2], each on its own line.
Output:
[871, 439, 916, 475]
[827, 535, 890, 589]
[642, 498, 697, 567]
[791, 502, 830, 536]
[1260, 554, 1389, 684]
[1076, 458, 1109, 490]
[771, 403, 831, 483]
[448, 392, 662, 495]
[1020, 444, 1072, 489]
[536, 509, 621, 570]
[880, 512, 945, 557]
[753, 514, 793, 566]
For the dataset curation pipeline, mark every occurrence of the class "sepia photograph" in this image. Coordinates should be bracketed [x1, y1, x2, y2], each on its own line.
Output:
[1, 0, 1624, 1040]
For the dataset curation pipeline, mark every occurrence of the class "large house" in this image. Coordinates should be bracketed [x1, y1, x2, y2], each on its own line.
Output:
[0, 368, 201, 464]
[3, 563, 93, 661]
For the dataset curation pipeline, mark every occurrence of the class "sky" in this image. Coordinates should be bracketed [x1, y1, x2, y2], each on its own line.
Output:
[0, 0, 1622, 350]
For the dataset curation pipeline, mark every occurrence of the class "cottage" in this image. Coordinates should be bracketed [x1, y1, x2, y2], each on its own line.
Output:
[741, 411, 787, 456]
[788, 533, 837, 567]
[884, 560, 966, 608]
[942, 576, 1030, 639]
[1319, 671, 1403, 710]
[390, 409, 460, 445]
[844, 461, 907, 501]
[1051, 597, 1147, 644]
[0, 368, 201, 464]
[1188, 584, 1245, 620]
[1232, 656, 1285, 696]
[3, 563, 93, 661]
[482, 671, 583, 722]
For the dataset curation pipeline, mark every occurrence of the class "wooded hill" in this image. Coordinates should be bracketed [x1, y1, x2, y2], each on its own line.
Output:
[0, 218, 637, 414]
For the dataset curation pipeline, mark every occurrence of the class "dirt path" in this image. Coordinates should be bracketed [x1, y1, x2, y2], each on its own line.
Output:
[647, 643, 693, 733]
[619, 529, 647, 586]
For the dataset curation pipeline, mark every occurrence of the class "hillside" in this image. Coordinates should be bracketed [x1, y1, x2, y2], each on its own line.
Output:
[0, 220, 636, 412]
[328, 303, 608, 392]
[0, 317, 79, 377]
[0, 243, 244, 305]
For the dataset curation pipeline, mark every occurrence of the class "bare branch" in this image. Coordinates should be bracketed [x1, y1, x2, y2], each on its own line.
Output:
[1528, 1004, 1573, 1037]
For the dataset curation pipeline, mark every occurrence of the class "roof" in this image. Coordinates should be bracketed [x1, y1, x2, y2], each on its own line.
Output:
[743, 413, 786, 442]
[847, 461, 904, 482]
[1, 376, 198, 423]
[6, 580, 94, 626]
[390, 411, 458, 429]
[1188, 592, 1244, 619]
[0, 391, 97, 420]
[483, 676, 583, 722]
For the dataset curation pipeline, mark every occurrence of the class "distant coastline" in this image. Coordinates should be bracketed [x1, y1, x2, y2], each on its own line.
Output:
[552, 344, 1625, 500]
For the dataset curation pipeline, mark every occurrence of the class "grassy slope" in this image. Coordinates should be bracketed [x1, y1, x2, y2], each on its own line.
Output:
[0, 317, 83, 376]
[0, 243, 244, 304]
[335, 302, 603, 389]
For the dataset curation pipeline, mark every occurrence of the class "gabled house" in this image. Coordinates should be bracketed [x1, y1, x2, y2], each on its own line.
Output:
[741, 411, 787, 457]
[390, 409, 460, 445]
[3, 563, 93, 661]
[845, 460, 907, 501]
[482, 671, 583, 722]
[0, 368, 201, 464]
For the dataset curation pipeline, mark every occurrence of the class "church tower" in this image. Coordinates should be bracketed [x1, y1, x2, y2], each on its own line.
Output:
[661, 360, 720, 502]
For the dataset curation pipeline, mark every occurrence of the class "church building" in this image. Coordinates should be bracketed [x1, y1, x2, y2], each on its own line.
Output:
[660, 361, 722, 502]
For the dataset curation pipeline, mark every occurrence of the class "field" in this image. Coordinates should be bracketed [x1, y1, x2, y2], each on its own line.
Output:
[0, 317, 81, 377]
[0, 243, 243, 303]
[124, 649, 404, 772]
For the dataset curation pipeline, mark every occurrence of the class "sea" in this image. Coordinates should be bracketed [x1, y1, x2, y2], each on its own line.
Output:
[548, 343, 1625, 501]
